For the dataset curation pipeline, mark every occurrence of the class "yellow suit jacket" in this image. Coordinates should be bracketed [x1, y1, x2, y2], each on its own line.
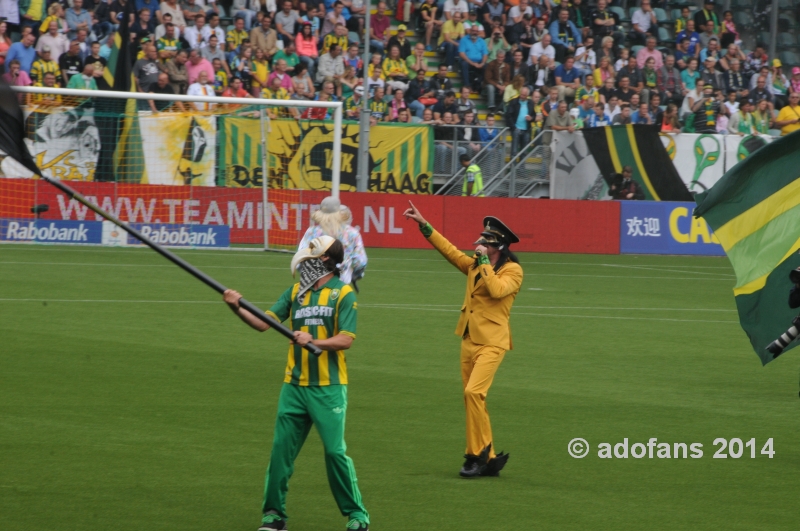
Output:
[428, 229, 523, 350]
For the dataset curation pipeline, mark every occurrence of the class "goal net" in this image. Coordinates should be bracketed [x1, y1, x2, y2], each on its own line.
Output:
[0, 86, 344, 251]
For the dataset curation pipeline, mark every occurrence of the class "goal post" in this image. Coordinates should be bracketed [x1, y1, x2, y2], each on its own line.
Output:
[2, 86, 344, 251]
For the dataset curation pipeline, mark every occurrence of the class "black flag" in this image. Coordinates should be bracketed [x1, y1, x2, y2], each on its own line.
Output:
[0, 80, 41, 177]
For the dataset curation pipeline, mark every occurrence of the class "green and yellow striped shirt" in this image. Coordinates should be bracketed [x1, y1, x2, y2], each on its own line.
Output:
[30, 59, 61, 84]
[267, 277, 357, 386]
[322, 33, 349, 54]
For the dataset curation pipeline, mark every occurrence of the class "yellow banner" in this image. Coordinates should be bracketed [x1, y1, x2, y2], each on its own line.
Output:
[220, 118, 433, 194]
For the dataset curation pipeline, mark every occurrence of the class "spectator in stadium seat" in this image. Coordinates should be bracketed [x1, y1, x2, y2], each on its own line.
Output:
[344, 84, 363, 118]
[250, 15, 279, 61]
[455, 86, 477, 121]
[182, 14, 208, 50]
[444, 0, 469, 21]
[434, 111, 465, 172]
[147, 74, 182, 113]
[187, 69, 218, 109]
[630, 0, 656, 46]
[429, 63, 454, 101]
[459, 24, 488, 92]
[691, 82, 722, 133]
[546, 99, 575, 134]
[59, 41, 83, 86]
[155, 13, 180, 41]
[66, 0, 92, 40]
[262, 75, 298, 118]
[724, 59, 748, 99]
[132, 8, 158, 42]
[484, 49, 510, 113]
[368, 85, 388, 121]
[2, 60, 33, 96]
[344, 43, 364, 75]
[657, 54, 685, 106]
[383, 44, 410, 93]
[321, 1, 346, 39]
[674, 38, 693, 70]
[604, 94, 620, 120]
[700, 56, 724, 92]
[549, 8, 581, 64]
[30, 71, 62, 106]
[505, 85, 534, 154]
[676, 20, 700, 57]
[186, 48, 215, 86]
[274, 0, 300, 45]
[439, 11, 465, 69]
[322, 23, 349, 56]
[527, 32, 555, 67]
[387, 88, 409, 120]
[369, 1, 390, 54]
[226, 17, 249, 59]
[694, 0, 719, 34]
[134, 43, 161, 92]
[405, 69, 429, 118]
[292, 61, 316, 100]
[699, 37, 721, 64]
[744, 44, 768, 82]
[433, 90, 459, 122]
[157, 23, 180, 63]
[774, 92, 800, 136]
[36, 21, 69, 64]
[612, 103, 631, 124]
[586, 101, 610, 127]
[165, 48, 189, 94]
[463, 9, 485, 39]
[590, 0, 622, 50]
[554, 55, 580, 102]
[615, 75, 633, 103]
[406, 43, 428, 75]
[295, 22, 318, 80]
[317, 43, 345, 88]
[160, 0, 187, 29]
[387, 24, 412, 60]
[20, 0, 47, 37]
[637, 36, 662, 70]
[273, 42, 299, 75]
[719, 43, 746, 73]
[67, 63, 99, 89]
[202, 35, 230, 76]
[212, 57, 228, 94]
[365, 65, 384, 95]
[182, 0, 202, 28]
[418, 0, 442, 51]
[31, 46, 62, 85]
[222, 75, 251, 98]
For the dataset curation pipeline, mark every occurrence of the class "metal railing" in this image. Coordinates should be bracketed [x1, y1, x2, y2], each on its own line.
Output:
[432, 124, 509, 182]
[481, 130, 551, 198]
[435, 127, 509, 196]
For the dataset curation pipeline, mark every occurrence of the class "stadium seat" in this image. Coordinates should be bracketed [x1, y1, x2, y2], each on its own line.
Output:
[671, 8, 682, 21]
[631, 44, 644, 56]
[779, 0, 792, 9]
[779, 51, 800, 67]
[628, 7, 637, 20]
[733, 0, 750, 7]
[655, 8, 670, 24]
[734, 12, 753, 27]
[658, 27, 673, 43]
[759, 31, 772, 45]
[778, 32, 796, 47]
[609, 6, 628, 22]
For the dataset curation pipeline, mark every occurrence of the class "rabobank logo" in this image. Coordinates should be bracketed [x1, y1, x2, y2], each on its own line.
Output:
[129, 223, 230, 248]
[1, 219, 102, 244]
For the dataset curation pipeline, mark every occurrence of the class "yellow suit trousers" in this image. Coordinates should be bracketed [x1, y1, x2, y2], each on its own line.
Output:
[460, 335, 505, 459]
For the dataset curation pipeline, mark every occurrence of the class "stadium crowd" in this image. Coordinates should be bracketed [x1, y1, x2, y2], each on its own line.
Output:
[2, 0, 800, 141]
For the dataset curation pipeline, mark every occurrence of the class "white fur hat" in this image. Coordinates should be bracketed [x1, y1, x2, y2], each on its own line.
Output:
[290, 235, 336, 276]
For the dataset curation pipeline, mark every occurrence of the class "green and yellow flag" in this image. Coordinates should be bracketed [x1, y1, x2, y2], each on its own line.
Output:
[694, 131, 800, 364]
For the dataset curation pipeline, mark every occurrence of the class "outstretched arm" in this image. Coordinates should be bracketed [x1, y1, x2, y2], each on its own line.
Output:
[403, 200, 473, 275]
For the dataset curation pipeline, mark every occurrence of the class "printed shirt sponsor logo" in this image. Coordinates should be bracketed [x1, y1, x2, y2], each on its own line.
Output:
[294, 306, 335, 319]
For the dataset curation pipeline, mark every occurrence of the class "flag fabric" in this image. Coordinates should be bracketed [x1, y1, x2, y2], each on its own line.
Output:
[103, 0, 135, 91]
[0, 80, 42, 177]
[694, 131, 800, 364]
[582, 124, 693, 201]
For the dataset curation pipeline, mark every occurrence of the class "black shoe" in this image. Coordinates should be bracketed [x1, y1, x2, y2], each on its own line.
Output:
[481, 451, 510, 477]
[459, 444, 491, 478]
[258, 511, 287, 531]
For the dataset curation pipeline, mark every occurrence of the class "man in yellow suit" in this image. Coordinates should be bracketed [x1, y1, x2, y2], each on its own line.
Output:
[403, 201, 523, 478]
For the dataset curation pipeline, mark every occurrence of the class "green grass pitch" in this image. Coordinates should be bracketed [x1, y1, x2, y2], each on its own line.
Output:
[1, 244, 799, 530]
